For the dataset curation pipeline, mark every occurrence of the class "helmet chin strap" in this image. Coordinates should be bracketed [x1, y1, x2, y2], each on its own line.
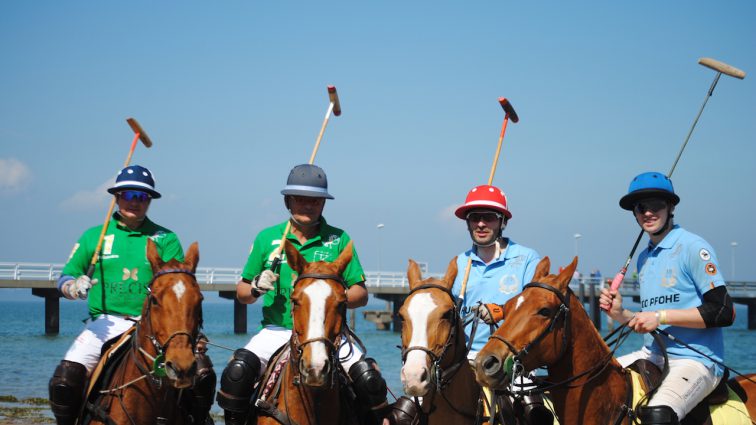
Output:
[652, 213, 674, 236]
[288, 210, 320, 228]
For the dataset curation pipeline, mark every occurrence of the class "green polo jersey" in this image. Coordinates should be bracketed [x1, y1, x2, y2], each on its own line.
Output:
[61, 213, 184, 318]
[241, 217, 366, 330]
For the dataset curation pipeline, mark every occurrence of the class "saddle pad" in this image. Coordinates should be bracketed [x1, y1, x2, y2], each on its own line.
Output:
[698, 387, 751, 425]
[259, 345, 291, 401]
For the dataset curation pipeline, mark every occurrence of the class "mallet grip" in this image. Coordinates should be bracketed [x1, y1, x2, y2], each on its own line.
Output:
[328, 86, 342, 116]
[698, 58, 746, 80]
[498, 98, 519, 123]
[126, 118, 154, 147]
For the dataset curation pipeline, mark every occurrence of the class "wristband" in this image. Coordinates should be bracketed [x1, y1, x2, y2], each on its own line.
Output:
[659, 310, 668, 325]
[251, 275, 263, 298]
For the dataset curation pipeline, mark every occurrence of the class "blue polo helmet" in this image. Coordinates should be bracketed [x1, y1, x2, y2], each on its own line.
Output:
[107, 165, 161, 199]
[619, 171, 679, 210]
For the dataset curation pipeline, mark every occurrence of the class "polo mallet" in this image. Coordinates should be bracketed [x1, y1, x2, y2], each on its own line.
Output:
[602, 58, 746, 311]
[86, 118, 153, 278]
[458, 98, 519, 305]
[269, 86, 341, 274]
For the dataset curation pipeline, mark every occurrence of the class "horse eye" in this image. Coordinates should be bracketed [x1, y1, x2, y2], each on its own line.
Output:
[538, 307, 551, 317]
[442, 310, 454, 321]
[151, 297, 159, 306]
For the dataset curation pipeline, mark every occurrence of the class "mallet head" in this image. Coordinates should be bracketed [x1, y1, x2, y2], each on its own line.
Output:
[126, 118, 153, 147]
[698, 58, 746, 80]
[328, 86, 342, 116]
[498, 98, 519, 123]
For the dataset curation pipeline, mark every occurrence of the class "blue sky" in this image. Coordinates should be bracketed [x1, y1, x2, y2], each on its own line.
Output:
[1, 2, 755, 281]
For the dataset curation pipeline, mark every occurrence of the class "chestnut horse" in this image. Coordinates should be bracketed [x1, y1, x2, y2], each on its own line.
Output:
[81, 240, 207, 425]
[255, 240, 366, 425]
[398, 258, 482, 424]
[474, 257, 756, 425]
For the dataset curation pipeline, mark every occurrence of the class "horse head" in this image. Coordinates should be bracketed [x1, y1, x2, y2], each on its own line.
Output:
[284, 239, 352, 387]
[399, 257, 459, 397]
[474, 256, 577, 389]
[142, 239, 203, 389]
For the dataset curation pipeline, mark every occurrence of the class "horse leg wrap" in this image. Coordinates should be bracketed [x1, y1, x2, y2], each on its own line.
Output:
[520, 394, 554, 425]
[217, 349, 261, 425]
[49, 360, 87, 425]
[386, 396, 420, 425]
[189, 352, 217, 424]
[349, 358, 390, 423]
[637, 405, 679, 425]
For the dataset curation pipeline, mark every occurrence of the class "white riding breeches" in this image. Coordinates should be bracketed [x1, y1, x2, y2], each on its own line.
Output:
[618, 347, 721, 419]
[244, 326, 364, 375]
[63, 314, 137, 373]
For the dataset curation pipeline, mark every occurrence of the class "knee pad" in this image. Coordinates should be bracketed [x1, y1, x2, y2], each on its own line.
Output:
[49, 360, 87, 424]
[387, 396, 419, 425]
[520, 394, 554, 425]
[217, 349, 261, 414]
[189, 353, 217, 421]
[637, 405, 679, 425]
[348, 358, 388, 409]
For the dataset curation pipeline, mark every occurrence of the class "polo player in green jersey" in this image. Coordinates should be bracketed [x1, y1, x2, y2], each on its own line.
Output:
[217, 164, 393, 425]
[48, 165, 216, 425]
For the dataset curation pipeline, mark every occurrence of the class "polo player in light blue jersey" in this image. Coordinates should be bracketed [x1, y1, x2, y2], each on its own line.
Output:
[600, 172, 735, 424]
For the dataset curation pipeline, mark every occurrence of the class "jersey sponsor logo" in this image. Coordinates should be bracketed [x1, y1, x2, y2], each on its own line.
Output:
[122, 268, 139, 281]
[149, 230, 166, 241]
[67, 243, 80, 261]
[498, 275, 520, 294]
[705, 263, 717, 276]
[699, 248, 711, 261]
[107, 280, 148, 296]
[661, 268, 677, 288]
[313, 250, 330, 261]
[323, 235, 340, 247]
[641, 293, 680, 308]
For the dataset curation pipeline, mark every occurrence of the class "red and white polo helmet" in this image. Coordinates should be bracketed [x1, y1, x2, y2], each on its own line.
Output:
[454, 185, 512, 220]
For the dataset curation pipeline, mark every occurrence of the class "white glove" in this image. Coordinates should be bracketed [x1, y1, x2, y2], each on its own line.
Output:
[253, 270, 278, 296]
[73, 275, 96, 300]
[62, 275, 97, 300]
[472, 303, 503, 325]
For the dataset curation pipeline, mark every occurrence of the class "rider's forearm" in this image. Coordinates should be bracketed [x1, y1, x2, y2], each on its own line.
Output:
[656, 307, 706, 329]
[236, 279, 260, 304]
[346, 283, 368, 308]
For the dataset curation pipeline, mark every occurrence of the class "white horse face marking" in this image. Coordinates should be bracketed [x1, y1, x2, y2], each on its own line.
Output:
[515, 295, 525, 311]
[401, 293, 437, 395]
[172, 280, 186, 302]
[303, 280, 332, 372]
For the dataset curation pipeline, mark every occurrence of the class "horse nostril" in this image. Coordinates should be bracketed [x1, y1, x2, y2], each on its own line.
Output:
[419, 368, 428, 383]
[483, 355, 503, 377]
[321, 361, 330, 376]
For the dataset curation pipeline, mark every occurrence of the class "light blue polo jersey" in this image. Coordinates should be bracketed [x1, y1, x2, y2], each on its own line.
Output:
[637, 225, 726, 376]
[451, 239, 540, 354]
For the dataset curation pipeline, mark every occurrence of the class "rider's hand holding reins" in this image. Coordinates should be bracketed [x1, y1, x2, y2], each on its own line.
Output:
[473, 303, 505, 325]
[628, 311, 661, 334]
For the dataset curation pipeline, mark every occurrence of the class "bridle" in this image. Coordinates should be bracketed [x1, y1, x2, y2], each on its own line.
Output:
[288, 272, 350, 388]
[401, 283, 469, 392]
[136, 268, 202, 381]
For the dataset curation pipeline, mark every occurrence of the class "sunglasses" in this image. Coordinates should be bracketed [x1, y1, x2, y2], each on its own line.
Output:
[633, 199, 667, 214]
[466, 211, 502, 223]
[119, 190, 151, 202]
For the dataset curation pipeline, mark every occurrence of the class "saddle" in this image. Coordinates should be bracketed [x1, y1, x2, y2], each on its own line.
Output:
[626, 359, 751, 425]
[80, 326, 137, 425]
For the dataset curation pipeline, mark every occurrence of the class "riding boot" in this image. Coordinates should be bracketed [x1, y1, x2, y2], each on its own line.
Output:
[348, 358, 391, 425]
[216, 349, 261, 425]
[519, 394, 554, 425]
[49, 360, 88, 425]
[637, 405, 679, 425]
[385, 396, 420, 425]
[189, 352, 217, 424]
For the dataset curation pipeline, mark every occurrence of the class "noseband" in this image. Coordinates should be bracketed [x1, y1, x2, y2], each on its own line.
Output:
[401, 284, 466, 391]
[289, 272, 348, 387]
[488, 282, 572, 369]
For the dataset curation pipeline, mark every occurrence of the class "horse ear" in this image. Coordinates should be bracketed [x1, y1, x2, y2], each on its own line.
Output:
[283, 240, 307, 274]
[184, 242, 200, 272]
[146, 239, 163, 272]
[333, 241, 354, 275]
[555, 257, 578, 292]
[441, 257, 458, 289]
[533, 257, 551, 281]
[407, 259, 422, 289]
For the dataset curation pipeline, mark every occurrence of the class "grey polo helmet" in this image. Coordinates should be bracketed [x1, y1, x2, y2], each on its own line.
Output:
[281, 164, 334, 199]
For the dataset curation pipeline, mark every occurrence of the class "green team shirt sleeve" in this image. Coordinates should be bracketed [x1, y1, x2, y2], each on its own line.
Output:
[339, 232, 366, 287]
[241, 232, 269, 281]
[154, 231, 184, 263]
[61, 227, 100, 278]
